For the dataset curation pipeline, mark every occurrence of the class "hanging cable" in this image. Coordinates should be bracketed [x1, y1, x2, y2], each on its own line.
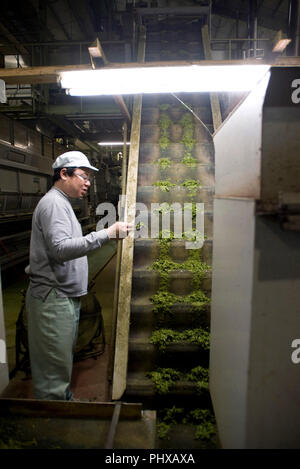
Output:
[171, 92, 213, 137]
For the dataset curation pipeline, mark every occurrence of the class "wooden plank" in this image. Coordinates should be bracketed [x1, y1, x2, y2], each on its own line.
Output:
[0, 59, 270, 85]
[0, 64, 91, 84]
[201, 24, 222, 133]
[113, 95, 131, 123]
[274, 56, 300, 66]
[112, 27, 146, 401]
[89, 37, 109, 68]
[78, 58, 268, 68]
[0, 398, 142, 420]
[88, 37, 131, 122]
[108, 122, 128, 383]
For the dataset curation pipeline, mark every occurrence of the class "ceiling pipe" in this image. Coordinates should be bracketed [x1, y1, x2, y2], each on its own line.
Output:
[248, 0, 258, 58]
[287, 0, 300, 55]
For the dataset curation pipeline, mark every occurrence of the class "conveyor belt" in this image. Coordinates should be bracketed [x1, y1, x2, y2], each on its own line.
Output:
[112, 18, 218, 447]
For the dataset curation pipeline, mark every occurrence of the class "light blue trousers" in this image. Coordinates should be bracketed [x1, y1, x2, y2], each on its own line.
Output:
[26, 289, 80, 400]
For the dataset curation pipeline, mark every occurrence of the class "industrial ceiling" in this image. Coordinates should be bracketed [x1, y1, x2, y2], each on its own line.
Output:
[0, 0, 296, 155]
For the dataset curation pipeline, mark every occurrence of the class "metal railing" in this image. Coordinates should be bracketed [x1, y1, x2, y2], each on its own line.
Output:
[210, 37, 270, 60]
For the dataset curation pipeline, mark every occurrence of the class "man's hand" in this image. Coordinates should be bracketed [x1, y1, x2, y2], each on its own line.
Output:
[105, 222, 133, 239]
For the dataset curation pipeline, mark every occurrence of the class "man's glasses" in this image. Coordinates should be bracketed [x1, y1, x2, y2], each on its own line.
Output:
[75, 172, 93, 183]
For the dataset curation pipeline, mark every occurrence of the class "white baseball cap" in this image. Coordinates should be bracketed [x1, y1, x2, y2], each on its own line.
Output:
[52, 151, 99, 172]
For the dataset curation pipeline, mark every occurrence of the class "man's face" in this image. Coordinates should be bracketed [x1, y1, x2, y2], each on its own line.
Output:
[61, 167, 92, 198]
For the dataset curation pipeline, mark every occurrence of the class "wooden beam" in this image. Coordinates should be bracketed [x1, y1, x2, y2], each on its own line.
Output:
[88, 37, 109, 68]
[201, 24, 223, 133]
[111, 97, 142, 402]
[274, 56, 300, 66]
[0, 58, 272, 85]
[113, 95, 131, 123]
[67, 58, 269, 68]
[0, 22, 29, 56]
[107, 122, 129, 386]
[112, 26, 146, 401]
[0, 64, 91, 85]
[87, 38, 131, 122]
[0, 398, 142, 420]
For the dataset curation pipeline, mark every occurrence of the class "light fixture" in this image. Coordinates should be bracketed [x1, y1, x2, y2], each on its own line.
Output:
[98, 141, 130, 146]
[272, 30, 292, 53]
[60, 64, 270, 96]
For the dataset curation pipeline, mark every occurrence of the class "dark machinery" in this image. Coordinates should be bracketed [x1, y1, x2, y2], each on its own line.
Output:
[210, 66, 300, 448]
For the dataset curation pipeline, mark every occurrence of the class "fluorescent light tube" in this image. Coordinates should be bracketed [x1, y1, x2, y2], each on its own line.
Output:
[98, 142, 130, 146]
[60, 64, 270, 96]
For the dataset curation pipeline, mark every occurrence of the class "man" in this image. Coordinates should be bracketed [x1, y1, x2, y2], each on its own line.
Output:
[26, 150, 131, 401]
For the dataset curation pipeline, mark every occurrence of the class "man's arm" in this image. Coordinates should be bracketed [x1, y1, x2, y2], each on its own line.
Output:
[39, 201, 131, 263]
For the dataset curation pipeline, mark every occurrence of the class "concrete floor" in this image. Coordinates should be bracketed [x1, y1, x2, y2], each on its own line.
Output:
[1, 243, 117, 402]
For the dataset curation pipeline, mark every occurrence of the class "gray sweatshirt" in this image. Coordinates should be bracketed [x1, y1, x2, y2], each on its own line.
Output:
[29, 186, 109, 300]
